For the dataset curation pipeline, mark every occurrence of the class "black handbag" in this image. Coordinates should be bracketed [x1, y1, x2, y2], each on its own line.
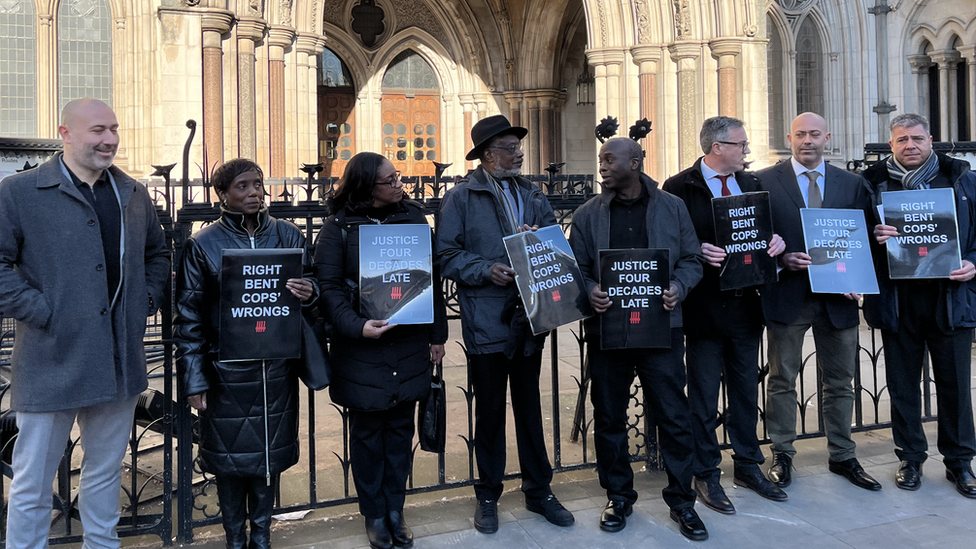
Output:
[418, 362, 446, 453]
[298, 315, 330, 390]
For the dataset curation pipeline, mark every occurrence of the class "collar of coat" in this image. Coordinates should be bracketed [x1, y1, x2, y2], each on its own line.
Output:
[35, 152, 137, 210]
[219, 204, 271, 236]
[596, 172, 660, 205]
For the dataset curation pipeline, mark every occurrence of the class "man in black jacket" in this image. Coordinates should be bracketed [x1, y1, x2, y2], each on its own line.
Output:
[663, 117, 787, 515]
[569, 137, 707, 541]
[436, 115, 574, 533]
[863, 112, 976, 498]
[757, 112, 881, 492]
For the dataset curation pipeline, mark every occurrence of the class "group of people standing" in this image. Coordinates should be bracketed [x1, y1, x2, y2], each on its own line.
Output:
[0, 97, 973, 549]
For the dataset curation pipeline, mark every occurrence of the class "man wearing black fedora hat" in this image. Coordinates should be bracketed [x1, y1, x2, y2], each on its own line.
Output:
[436, 114, 575, 534]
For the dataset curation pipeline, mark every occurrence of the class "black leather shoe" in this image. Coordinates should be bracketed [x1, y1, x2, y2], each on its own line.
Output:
[733, 468, 788, 502]
[473, 499, 498, 534]
[767, 453, 793, 488]
[526, 494, 575, 526]
[365, 517, 393, 549]
[694, 477, 735, 514]
[669, 507, 708, 541]
[946, 467, 976, 499]
[386, 510, 413, 548]
[828, 458, 882, 491]
[895, 460, 922, 491]
[599, 500, 633, 533]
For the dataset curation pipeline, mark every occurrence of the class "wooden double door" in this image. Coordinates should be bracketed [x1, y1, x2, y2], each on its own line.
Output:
[381, 93, 440, 177]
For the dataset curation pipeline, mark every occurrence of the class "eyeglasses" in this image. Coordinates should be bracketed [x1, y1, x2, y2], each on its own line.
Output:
[489, 144, 523, 154]
[377, 171, 403, 187]
[718, 140, 750, 152]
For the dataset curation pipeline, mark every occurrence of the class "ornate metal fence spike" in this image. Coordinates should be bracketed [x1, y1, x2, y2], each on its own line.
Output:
[629, 118, 652, 141]
[300, 163, 324, 202]
[594, 116, 619, 143]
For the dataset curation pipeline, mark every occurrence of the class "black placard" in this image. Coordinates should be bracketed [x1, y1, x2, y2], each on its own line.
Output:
[599, 249, 670, 349]
[711, 191, 778, 290]
[359, 224, 434, 324]
[503, 225, 589, 335]
[882, 188, 961, 279]
[219, 248, 302, 361]
[800, 208, 880, 294]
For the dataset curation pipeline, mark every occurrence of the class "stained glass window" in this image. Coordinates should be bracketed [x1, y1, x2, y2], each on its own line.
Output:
[795, 17, 823, 116]
[766, 15, 785, 149]
[381, 50, 438, 91]
[58, 0, 113, 113]
[0, 0, 37, 137]
[318, 48, 353, 88]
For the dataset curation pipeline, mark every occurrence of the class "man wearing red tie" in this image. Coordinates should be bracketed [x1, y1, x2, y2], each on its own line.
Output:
[756, 112, 879, 492]
[664, 117, 787, 515]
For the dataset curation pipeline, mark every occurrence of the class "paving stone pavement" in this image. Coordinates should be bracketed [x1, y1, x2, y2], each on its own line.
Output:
[148, 421, 976, 549]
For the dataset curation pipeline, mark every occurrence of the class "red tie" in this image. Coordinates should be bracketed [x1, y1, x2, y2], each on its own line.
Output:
[717, 174, 732, 197]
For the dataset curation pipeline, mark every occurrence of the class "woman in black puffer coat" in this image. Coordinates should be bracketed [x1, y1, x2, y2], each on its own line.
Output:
[314, 152, 447, 549]
[175, 159, 317, 549]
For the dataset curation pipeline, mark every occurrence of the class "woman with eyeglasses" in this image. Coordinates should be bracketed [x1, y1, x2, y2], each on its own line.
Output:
[174, 158, 317, 549]
[314, 152, 447, 549]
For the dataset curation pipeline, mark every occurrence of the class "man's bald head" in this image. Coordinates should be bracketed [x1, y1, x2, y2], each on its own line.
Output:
[58, 98, 120, 182]
[787, 112, 831, 170]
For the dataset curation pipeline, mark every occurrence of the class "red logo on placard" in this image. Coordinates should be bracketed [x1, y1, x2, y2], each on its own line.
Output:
[836, 262, 847, 273]
[743, 254, 752, 265]
[630, 312, 641, 324]
[255, 321, 266, 333]
[391, 286, 402, 300]
[919, 247, 928, 257]
[551, 290, 561, 302]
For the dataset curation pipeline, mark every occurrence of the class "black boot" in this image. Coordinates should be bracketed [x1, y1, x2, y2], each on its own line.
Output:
[365, 516, 394, 549]
[215, 476, 249, 549]
[386, 510, 413, 548]
[247, 476, 277, 549]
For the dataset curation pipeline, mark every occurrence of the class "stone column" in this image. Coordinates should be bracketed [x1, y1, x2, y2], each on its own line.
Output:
[459, 93, 475, 169]
[200, 11, 233, 168]
[907, 54, 933, 124]
[504, 91, 524, 128]
[294, 34, 319, 173]
[536, 90, 559, 168]
[37, 14, 56, 138]
[586, 49, 626, 121]
[929, 50, 961, 141]
[631, 45, 661, 179]
[235, 18, 266, 160]
[525, 93, 541, 174]
[267, 25, 295, 177]
[669, 42, 701, 169]
[958, 46, 976, 140]
[709, 39, 742, 117]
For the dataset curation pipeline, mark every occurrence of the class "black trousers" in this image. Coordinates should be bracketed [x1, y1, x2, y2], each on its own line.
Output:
[348, 400, 417, 518]
[686, 321, 765, 481]
[469, 351, 553, 502]
[882, 283, 976, 469]
[589, 328, 697, 510]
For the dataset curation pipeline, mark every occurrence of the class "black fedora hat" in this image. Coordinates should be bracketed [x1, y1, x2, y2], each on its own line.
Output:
[466, 114, 528, 161]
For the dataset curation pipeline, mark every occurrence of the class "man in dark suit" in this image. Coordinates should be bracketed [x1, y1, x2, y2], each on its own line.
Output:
[663, 116, 788, 515]
[757, 112, 881, 492]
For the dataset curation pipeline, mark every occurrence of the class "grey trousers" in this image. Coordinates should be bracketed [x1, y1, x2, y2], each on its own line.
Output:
[765, 297, 858, 461]
[6, 396, 138, 549]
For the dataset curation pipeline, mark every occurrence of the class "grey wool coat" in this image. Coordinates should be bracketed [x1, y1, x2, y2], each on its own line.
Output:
[0, 153, 170, 412]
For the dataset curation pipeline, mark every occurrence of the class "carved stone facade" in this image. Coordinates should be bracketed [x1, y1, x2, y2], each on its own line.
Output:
[1, 0, 972, 179]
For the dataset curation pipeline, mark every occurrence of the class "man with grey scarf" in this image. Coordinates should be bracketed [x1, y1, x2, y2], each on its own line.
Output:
[436, 115, 575, 534]
[863, 112, 976, 499]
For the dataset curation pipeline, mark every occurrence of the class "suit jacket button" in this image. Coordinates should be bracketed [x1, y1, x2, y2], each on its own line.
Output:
[87, 219, 96, 226]
[100, 308, 108, 315]
[392, 371, 397, 376]
[96, 264, 104, 271]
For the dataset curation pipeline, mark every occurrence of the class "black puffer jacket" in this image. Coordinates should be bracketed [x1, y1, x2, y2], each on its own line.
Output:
[313, 199, 448, 412]
[175, 207, 315, 476]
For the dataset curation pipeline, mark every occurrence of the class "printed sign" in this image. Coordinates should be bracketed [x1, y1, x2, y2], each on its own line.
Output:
[503, 225, 588, 335]
[598, 249, 670, 349]
[882, 188, 961, 279]
[219, 248, 302, 361]
[711, 191, 778, 290]
[359, 224, 434, 324]
[800, 208, 879, 294]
